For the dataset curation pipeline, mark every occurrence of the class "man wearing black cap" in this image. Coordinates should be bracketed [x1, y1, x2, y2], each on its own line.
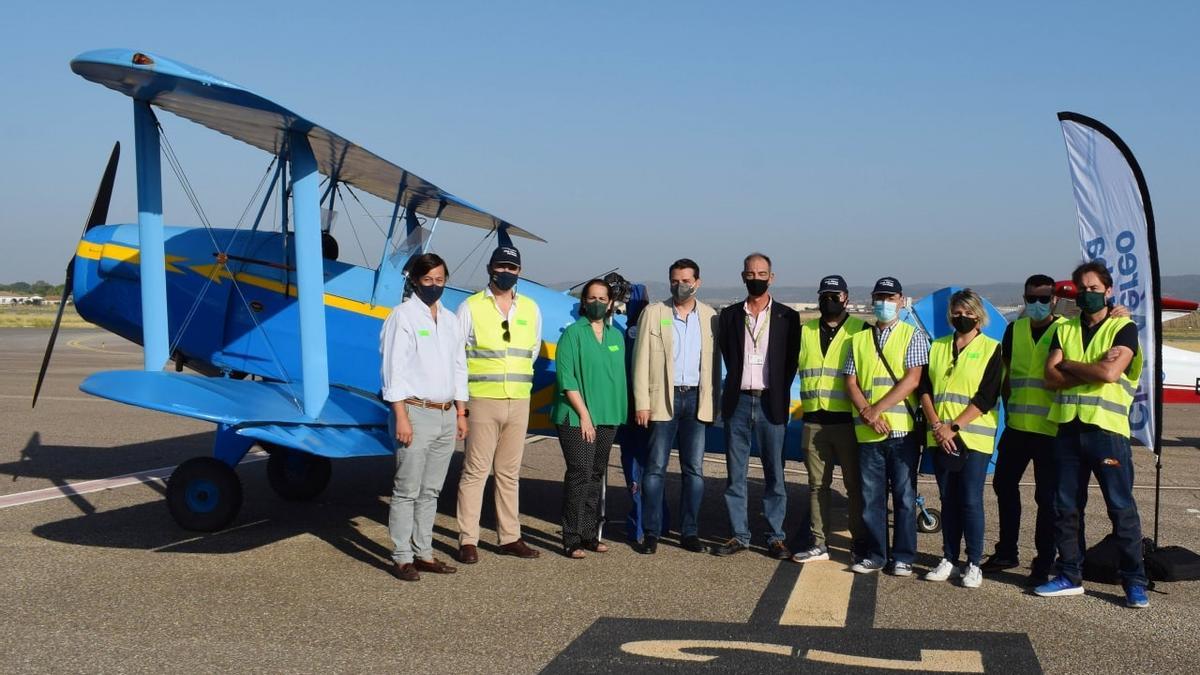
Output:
[790, 275, 869, 564]
[454, 245, 543, 563]
[843, 276, 928, 576]
[713, 252, 801, 559]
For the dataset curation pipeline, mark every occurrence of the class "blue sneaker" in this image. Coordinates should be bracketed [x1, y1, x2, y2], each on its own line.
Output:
[1034, 575, 1084, 597]
[1125, 584, 1149, 609]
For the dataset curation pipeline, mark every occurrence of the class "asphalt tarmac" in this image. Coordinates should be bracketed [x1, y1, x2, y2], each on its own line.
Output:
[2, 328, 1199, 673]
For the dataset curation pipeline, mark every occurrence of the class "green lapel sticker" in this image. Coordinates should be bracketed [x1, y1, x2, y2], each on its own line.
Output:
[417, 329, 431, 337]
[608, 344, 620, 352]
[516, 319, 529, 326]
[660, 318, 673, 326]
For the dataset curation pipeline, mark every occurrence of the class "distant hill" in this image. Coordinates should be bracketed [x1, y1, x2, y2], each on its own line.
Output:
[0, 280, 65, 297]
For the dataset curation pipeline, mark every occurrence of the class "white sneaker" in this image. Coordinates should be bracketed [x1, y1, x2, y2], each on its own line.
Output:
[961, 563, 983, 589]
[924, 558, 956, 582]
[791, 545, 830, 563]
[851, 559, 883, 574]
[888, 561, 913, 577]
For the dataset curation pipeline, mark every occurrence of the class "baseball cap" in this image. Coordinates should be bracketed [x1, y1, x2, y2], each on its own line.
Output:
[872, 276, 903, 295]
[818, 275, 848, 294]
[489, 246, 521, 267]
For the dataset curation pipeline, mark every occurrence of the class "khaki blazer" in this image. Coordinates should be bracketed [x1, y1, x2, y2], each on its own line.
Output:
[632, 299, 720, 423]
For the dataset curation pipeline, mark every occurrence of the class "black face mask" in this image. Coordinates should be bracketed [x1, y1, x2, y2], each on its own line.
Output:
[818, 295, 845, 317]
[744, 279, 769, 298]
[491, 271, 518, 292]
[951, 315, 978, 334]
[414, 283, 444, 306]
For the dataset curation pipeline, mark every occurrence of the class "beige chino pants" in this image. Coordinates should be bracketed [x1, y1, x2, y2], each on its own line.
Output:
[456, 397, 531, 546]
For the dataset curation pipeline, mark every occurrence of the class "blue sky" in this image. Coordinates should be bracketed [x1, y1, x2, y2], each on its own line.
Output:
[2, 1, 1197, 292]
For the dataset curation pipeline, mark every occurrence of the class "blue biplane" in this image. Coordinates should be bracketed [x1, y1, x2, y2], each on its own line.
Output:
[37, 49, 590, 531]
[40, 49, 1007, 534]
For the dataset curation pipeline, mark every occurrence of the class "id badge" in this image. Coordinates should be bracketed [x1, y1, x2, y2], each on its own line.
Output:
[748, 354, 765, 366]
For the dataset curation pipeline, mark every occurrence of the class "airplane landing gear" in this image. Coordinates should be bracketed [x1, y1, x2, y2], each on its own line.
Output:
[166, 457, 243, 531]
[265, 446, 332, 501]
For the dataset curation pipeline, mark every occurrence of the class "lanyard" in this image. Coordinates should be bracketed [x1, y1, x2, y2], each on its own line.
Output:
[745, 309, 770, 352]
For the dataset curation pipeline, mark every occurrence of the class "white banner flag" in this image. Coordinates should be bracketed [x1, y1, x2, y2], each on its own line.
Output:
[1058, 112, 1162, 451]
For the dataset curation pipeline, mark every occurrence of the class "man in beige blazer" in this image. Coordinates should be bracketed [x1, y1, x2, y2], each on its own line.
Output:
[632, 258, 721, 554]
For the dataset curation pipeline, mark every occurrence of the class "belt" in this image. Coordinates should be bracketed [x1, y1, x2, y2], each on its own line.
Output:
[674, 385, 696, 392]
[742, 389, 768, 398]
[404, 398, 454, 411]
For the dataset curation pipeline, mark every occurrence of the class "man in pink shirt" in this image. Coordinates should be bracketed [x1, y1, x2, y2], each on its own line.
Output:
[713, 253, 801, 558]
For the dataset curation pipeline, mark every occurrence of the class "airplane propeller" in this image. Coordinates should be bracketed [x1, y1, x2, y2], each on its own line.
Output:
[32, 142, 120, 408]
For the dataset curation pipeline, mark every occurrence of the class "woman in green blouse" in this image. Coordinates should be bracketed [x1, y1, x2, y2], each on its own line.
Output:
[554, 278, 629, 558]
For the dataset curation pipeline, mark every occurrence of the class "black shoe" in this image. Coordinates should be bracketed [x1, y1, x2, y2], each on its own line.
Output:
[636, 536, 658, 555]
[980, 554, 1019, 573]
[712, 538, 747, 557]
[1024, 571, 1052, 587]
[767, 540, 791, 560]
[680, 535, 705, 553]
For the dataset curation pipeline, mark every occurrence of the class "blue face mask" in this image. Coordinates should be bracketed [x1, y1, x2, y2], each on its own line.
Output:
[1025, 301, 1051, 321]
[873, 300, 898, 323]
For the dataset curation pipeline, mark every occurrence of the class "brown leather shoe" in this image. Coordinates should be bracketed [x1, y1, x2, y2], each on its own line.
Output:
[458, 544, 479, 564]
[389, 562, 420, 581]
[414, 558, 457, 574]
[768, 540, 792, 560]
[498, 539, 541, 559]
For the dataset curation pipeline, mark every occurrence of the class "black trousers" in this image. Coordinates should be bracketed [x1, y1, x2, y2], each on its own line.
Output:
[558, 424, 618, 551]
[992, 427, 1083, 574]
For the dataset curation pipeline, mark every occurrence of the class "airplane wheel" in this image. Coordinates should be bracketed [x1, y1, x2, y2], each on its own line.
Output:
[166, 457, 243, 531]
[265, 447, 332, 501]
[918, 507, 942, 534]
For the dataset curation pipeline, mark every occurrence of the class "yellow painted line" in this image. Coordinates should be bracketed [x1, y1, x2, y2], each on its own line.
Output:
[804, 649, 983, 673]
[779, 558, 855, 627]
[620, 640, 791, 663]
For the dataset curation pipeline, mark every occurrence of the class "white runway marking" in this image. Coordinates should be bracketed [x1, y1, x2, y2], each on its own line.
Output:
[0, 453, 267, 510]
[0, 394, 105, 402]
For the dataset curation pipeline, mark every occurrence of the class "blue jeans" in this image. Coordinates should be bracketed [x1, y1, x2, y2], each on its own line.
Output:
[1053, 424, 1147, 587]
[933, 447, 990, 566]
[643, 387, 706, 538]
[723, 392, 788, 546]
[618, 423, 669, 542]
[859, 433, 919, 566]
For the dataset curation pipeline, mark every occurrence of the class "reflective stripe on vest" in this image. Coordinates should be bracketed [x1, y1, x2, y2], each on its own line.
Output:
[926, 333, 1000, 454]
[1006, 317, 1065, 437]
[1048, 316, 1143, 438]
[798, 316, 866, 414]
[465, 291, 538, 399]
[850, 321, 918, 443]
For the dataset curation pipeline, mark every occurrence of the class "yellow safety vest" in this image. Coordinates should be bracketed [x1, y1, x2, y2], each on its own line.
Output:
[925, 333, 1000, 453]
[1006, 316, 1066, 437]
[1049, 316, 1143, 438]
[465, 291, 538, 399]
[850, 321, 918, 443]
[799, 316, 867, 414]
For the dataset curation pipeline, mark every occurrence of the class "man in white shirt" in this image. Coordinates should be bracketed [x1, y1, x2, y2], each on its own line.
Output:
[380, 253, 469, 581]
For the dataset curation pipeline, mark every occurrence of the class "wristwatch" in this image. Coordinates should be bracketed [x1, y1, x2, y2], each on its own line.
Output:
[951, 423, 961, 433]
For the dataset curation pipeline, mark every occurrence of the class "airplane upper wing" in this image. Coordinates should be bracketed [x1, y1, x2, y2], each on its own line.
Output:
[71, 49, 544, 242]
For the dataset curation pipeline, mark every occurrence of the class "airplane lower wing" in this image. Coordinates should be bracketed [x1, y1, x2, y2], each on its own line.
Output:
[80, 370, 391, 458]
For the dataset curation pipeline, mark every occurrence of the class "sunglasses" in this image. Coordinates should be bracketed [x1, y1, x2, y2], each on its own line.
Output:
[501, 319, 511, 342]
[1024, 295, 1053, 304]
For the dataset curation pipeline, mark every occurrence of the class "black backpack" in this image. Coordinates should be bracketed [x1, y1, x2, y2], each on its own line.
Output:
[1084, 534, 1200, 583]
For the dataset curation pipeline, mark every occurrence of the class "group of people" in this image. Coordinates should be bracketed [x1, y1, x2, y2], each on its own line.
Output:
[378, 245, 1152, 610]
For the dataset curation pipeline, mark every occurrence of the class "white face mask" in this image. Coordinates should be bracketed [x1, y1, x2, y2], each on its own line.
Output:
[873, 300, 898, 323]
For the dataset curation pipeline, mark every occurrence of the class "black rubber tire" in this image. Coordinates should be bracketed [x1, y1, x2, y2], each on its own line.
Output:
[265, 447, 332, 501]
[917, 507, 943, 534]
[165, 457, 243, 531]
